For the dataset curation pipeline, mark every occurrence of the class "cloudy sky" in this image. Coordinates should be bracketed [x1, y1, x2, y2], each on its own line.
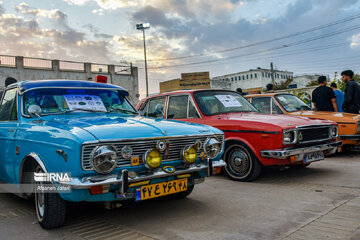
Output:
[1, 0, 360, 97]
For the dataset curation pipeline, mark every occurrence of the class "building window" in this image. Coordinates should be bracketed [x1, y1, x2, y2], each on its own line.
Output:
[231, 77, 234, 82]
[262, 72, 264, 77]
[242, 75, 245, 80]
[251, 74, 253, 79]
[246, 75, 249, 79]
[255, 73, 257, 78]
[235, 76, 237, 81]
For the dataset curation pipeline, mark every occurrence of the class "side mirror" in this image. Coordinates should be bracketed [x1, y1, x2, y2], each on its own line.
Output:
[28, 105, 42, 118]
[155, 103, 164, 117]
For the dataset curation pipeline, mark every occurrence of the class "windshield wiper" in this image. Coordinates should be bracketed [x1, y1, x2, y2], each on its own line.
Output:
[107, 107, 138, 114]
[61, 108, 107, 114]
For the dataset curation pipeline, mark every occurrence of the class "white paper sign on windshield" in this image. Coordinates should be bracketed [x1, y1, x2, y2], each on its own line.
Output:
[277, 96, 287, 102]
[215, 95, 242, 107]
[63, 95, 107, 111]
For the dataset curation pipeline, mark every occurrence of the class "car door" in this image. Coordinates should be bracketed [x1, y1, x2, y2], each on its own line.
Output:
[166, 94, 204, 125]
[0, 88, 18, 183]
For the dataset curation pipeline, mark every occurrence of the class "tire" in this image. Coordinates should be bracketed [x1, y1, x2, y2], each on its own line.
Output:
[168, 184, 194, 199]
[223, 143, 263, 181]
[34, 165, 67, 229]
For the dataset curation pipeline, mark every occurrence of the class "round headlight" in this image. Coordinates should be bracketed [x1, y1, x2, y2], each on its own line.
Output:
[283, 130, 296, 145]
[143, 149, 162, 169]
[90, 145, 118, 174]
[330, 126, 338, 137]
[204, 137, 221, 159]
[182, 145, 198, 165]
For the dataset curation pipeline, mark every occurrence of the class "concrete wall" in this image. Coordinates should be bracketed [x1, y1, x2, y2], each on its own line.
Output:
[0, 56, 139, 104]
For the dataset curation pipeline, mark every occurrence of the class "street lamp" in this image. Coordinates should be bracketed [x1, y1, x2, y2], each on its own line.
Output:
[136, 23, 150, 97]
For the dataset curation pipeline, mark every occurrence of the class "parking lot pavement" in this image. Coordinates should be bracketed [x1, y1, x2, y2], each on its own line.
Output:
[0, 150, 359, 240]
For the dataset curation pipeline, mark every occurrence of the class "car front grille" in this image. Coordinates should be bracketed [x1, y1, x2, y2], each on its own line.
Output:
[81, 134, 224, 171]
[297, 125, 330, 144]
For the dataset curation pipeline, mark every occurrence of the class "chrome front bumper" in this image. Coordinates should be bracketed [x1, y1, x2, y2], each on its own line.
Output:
[59, 159, 226, 189]
[260, 141, 342, 159]
[338, 135, 360, 140]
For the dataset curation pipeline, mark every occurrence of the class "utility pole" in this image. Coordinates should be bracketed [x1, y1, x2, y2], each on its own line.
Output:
[136, 23, 150, 97]
[270, 62, 275, 85]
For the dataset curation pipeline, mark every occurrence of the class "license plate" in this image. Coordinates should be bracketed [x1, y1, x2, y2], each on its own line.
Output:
[135, 178, 187, 201]
[304, 151, 324, 163]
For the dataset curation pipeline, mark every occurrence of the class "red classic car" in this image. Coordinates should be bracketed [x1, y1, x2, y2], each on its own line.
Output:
[136, 90, 341, 181]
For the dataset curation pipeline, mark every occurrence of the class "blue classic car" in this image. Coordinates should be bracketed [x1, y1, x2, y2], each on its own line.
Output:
[0, 80, 225, 229]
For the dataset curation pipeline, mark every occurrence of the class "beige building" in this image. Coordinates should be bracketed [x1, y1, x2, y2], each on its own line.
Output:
[160, 71, 210, 93]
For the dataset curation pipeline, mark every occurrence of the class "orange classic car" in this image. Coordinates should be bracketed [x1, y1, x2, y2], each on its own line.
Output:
[246, 93, 360, 150]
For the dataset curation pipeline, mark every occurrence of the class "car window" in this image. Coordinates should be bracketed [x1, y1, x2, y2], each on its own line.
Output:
[188, 98, 200, 118]
[275, 94, 311, 112]
[0, 88, 17, 121]
[271, 99, 283, 114]
[147, 97, 166, 118]
[251, 97, 271, 114]
[167, 95, 200, 119]
[168, 95, 187, 119]
[23, 88, 136, 116]
[194, 91, 258, 116]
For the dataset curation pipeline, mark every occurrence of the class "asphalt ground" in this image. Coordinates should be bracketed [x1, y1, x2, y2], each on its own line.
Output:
[0, 150, 359, 240]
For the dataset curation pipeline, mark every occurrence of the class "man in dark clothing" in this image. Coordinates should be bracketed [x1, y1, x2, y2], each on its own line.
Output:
[312, 76, 338, 112]
[341, 70, 360, 114]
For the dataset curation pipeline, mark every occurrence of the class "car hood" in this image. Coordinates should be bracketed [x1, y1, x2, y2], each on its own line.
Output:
[217, 112, 335, 129]
[289, 111, 360, 123]
[43, 114, 218, 141]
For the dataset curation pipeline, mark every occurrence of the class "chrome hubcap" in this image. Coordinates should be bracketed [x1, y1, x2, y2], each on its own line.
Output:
[229, 148, 250, 175]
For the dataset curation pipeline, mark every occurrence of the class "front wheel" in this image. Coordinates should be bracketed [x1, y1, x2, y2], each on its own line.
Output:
[35, 165, 67, 229]
[223, 143, 263, 181]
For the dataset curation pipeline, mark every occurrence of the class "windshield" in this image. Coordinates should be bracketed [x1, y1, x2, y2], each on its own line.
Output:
[23, 88, 137, 116]
[275, 94, 311, 112]
[194, 91, 258, 115]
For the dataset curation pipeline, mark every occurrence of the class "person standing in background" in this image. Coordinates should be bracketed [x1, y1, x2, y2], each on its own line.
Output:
[341, 70, 360, 114]
[330, 82, 344, 112]
[312, 76, 338, 112]
[266, 83, 274, 92]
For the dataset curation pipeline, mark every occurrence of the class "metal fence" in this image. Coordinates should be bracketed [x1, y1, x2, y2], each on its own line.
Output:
[59, 61, 85, 71]
[91, 64, 108, 73]
[115, 65, 131, 75]
[23, 57, 52, 69]
[0, 55, 132, 75]
[0, 55, 16, 67]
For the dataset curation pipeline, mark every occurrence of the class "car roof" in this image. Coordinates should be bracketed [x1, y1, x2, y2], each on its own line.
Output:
[246, 92, 291, 97]
[10, 80, 128, 95]
[146, 89, 238, 99]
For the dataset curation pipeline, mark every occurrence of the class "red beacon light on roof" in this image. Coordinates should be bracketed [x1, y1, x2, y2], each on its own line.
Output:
[95, 75, 108, 83]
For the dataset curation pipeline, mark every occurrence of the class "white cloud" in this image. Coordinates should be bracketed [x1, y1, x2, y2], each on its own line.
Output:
[63, 0, 90, 5]
[350, 33, 360, 47]
[92, 9, 103, 15]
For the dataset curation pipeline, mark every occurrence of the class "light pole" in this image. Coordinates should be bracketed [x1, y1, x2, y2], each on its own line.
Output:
[136, 23, 150, 97]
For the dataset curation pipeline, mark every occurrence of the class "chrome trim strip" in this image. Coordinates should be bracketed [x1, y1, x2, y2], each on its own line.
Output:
[59, 160, 226, 189]
[338, 135, 360, 140]
[19, 86, 128, 95]
[260, 141, 342, 160]
[82, 133, 223, 145]
[19, 153, 48, 184]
